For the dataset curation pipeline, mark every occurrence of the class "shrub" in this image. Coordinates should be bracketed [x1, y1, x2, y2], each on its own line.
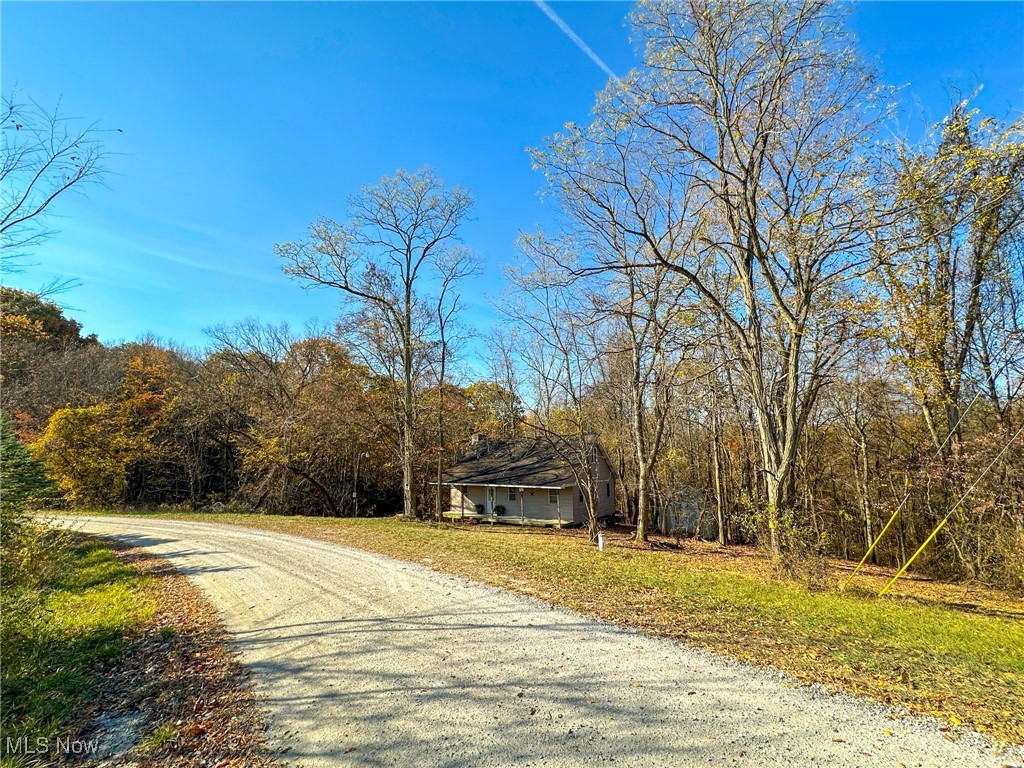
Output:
[1, 412, 68, 598]
[0, 412, 59, 513]
[774, 510, 834, 591]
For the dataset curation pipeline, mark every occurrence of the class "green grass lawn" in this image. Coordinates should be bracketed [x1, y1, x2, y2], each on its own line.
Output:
[58, 510, 1024, 745]
[0, 533, 155, 767]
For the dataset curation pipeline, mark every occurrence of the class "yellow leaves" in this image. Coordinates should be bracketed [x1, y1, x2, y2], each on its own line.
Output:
[31, 347, 184, 507]
[238, 436, 287, 474]
[34, 404, 129, 505]
[0, 314, 51, 374]
[0, 312, 47, 342]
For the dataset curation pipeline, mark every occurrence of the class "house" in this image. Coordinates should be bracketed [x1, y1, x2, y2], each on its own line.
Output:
[440, 434, 616, 527]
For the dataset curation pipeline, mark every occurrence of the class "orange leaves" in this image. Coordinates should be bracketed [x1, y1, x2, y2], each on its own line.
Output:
[123, 346, 179, 409]
[32, 344, 186, 507]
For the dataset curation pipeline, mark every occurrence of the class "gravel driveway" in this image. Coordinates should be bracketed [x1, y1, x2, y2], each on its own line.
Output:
[56, 516, 1020, 768]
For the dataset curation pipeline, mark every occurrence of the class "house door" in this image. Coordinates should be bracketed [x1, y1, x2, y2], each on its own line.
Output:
[487, 487, 496, 515]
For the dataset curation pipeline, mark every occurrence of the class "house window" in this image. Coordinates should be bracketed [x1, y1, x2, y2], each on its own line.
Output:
[508, 487, 517, 502]
[579, 491, 584, 502]
[606, 482, 611, 498]
[461, 485, 468, 495]
[548, 489, 558, 504]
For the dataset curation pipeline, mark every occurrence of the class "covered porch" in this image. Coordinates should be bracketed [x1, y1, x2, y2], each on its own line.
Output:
[440, 509, 575, 527]
[441, 483, 580, 527]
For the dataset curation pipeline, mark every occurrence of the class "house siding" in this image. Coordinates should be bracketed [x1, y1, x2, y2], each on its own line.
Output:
[571, 486, 587, 525]
[568, 452, 616, 524]
[557, 489, 572, 523]
[569, 484, 615, 523]
[519, 487, 566, 521]
[450, 477, 614, 525]
[450, 486, 486, 516]
[595, 451, 616, 519]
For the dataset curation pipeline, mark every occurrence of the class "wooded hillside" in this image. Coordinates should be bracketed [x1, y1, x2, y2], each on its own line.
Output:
[2, 0, 1022, 591]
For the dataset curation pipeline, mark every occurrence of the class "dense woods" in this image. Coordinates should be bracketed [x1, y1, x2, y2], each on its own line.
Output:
[1, 287, 522, 519]
[2, 0, 1022, 590]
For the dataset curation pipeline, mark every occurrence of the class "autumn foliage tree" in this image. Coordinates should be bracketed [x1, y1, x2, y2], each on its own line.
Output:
[878, 103, 1024, 453]
[33, 343, 182, 506]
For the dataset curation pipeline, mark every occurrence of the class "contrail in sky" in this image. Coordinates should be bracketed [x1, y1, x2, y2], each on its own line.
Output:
[533, 0, 620, 83]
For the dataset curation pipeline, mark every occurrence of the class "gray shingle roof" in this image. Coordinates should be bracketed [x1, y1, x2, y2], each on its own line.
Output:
[442, 436, 587, 488]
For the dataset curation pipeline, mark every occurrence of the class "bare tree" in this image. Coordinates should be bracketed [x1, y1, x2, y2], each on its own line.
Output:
[430, 248, 478, 521]
[1, 95, 107, 262]
[825, 360, 893, 561]
[534, 0, 889, 557]
[597, 264, 700, 541]
[530, 77, 705, 544]
[499, 246, 610, 541]
[276, 167, 474, 518]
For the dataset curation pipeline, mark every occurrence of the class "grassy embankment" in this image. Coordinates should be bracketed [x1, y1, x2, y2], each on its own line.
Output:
[0, 530, 155, 767]
[63, 509, 1024, 745]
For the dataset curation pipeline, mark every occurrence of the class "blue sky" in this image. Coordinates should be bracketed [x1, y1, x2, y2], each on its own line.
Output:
[2, 1, 1023, 359]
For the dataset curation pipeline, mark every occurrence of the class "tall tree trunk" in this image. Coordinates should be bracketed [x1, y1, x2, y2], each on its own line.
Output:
[631, 351, 652, 541]
[635, 460, 650, 541]
[711, 411, 728, 546]
[764, 472, 784, 559]
[403, 302, 416, 518]
[435, 345, 447, 523]
[856, 432, 875, 563]
[435, 400, 444, 522]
